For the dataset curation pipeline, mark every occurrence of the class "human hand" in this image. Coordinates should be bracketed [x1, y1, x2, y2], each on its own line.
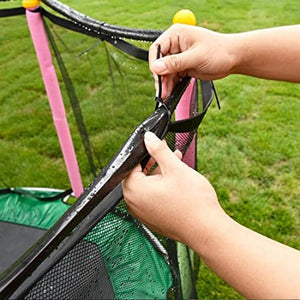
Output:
[149, 24, 237, 98]
[122, 131, 223, 247]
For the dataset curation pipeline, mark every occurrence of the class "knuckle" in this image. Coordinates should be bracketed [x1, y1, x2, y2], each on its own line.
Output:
[123, 187, 135, 205]
[170, 23, 181, 32]
[168, 55, 182, 71]
[150, 140, 166, 154]
[127, 206, 136, 218]
[149, 43, 156, 57]
[122, 178, 134, 194]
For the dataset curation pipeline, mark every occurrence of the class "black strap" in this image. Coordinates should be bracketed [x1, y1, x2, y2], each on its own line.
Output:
[168, 110, 208, 133]
[0, 188, 72, 202]
[101, 35, 148, 61]
[41, 8, 99, 38]
[41, 8, 148, 61]
[0, 7, 24, 18]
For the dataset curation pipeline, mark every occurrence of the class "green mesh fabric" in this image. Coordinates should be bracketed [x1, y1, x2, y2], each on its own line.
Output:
[0, 188, 70, 229]
[84, 210, 173, 299]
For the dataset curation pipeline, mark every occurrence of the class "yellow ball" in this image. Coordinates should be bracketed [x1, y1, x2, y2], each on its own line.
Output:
[22, 0, 40, 9]
[172, 9, 197, 26]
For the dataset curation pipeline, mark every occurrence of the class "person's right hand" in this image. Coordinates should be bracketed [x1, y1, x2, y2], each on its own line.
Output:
[123, 131, 223, 248]
[149, 24, 237, 98]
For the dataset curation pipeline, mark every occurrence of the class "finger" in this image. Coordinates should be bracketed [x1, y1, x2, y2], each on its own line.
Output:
[155, 70, 184, 99]
[149, 29, 185, 98]
[143, 157, 157, 174]
[130, 163, 142, 175]
[165, 73, 182, 99]
[149, 28, 177, 97]
[152, 67, 170, 99]
[126, 205, 163, 235]
[148, 30, 172, 67]
[150, 41, 171, 98]
[150, 47, 198, 77]
[161, 76, 171, 99]
[122, 164, 144, 191]
[174, 149, 183, 160]
[144, 140, 167, 174]
[158, 73, 179, 99]
[150, 148, 182, 175]
[144, 131, 181, 174]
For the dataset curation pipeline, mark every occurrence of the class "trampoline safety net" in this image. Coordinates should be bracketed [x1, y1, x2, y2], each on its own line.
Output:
[0, 2, 217, 299]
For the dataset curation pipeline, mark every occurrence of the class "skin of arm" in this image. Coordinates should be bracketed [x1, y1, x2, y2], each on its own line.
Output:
[123, 132, 300, 298]
[149, 24, 300, 98]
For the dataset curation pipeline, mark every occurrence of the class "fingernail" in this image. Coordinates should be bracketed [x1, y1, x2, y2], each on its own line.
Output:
[153, 59, 166, 73]
[144, 131, 160, 142]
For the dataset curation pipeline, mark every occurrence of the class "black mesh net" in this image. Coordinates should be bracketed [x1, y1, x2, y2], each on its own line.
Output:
[165, 130, 196, 158]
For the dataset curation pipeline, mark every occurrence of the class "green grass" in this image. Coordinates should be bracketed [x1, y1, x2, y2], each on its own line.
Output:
[1, 0, 300, 299]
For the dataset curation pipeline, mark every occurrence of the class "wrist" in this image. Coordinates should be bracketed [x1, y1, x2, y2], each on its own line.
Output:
[224, 33, 245, 75]
[185, 205, 233, 259]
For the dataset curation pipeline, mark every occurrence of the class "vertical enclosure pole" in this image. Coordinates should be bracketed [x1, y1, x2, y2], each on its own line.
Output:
[175, 78, 197, 169]
[25, 6, 83, 197]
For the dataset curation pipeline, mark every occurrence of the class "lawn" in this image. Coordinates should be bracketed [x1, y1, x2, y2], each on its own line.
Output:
[1, 0, 300, 298]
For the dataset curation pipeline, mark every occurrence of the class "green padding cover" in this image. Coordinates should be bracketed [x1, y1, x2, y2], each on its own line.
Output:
[0, 188, 70, 229]
[85, 211, 173, 299]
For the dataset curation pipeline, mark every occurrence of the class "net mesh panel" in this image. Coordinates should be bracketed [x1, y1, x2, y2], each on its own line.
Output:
[165, 130, 196, 157]
[43, 17, 155, 178]
[25, 208, 173, 300]
[0, 6, 204, 299]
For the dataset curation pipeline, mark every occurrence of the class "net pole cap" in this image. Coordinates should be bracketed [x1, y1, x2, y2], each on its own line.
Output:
[22, 0, 40, 9]
[172, 9, 197, 26]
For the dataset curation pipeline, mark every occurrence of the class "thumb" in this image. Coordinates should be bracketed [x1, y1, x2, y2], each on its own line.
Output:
[150, 49, 196, 75]
[144, 131, 181, 174]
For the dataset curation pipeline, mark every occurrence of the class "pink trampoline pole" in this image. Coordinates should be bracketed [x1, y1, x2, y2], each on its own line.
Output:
[25, 7, 84, 197]
[175, 78, 197, 169]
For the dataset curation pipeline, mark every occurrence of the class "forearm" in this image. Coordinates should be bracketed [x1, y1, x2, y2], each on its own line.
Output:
[189, 210, 300, 298]
[230, 25, 300, 82]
